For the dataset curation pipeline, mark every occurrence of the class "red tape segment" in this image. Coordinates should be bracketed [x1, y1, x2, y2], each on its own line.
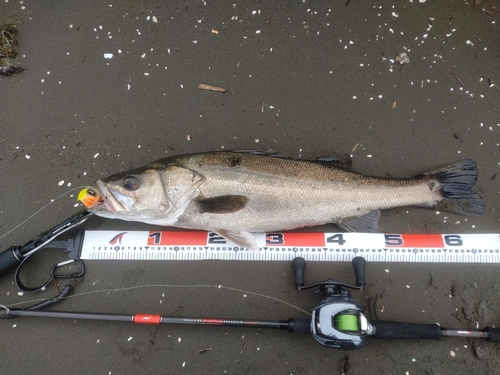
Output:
[147, 231, 208, 246]
[385, 234, 445, 248]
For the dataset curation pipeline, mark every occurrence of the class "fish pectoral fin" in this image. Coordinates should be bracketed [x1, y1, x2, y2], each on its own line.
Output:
[217, 229, 259, 251]
[196, 195, 249, 214]
[337, 210, 381, 233]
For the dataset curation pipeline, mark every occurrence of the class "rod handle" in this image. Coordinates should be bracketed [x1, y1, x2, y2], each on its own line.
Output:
[352, 256, 366, 288]
[370, 320, 442, 340]
[287, 318, 311, 333]
[485, 327, 500, 342]
[0, 247, 22, 278]
[292, 257, 306, 288]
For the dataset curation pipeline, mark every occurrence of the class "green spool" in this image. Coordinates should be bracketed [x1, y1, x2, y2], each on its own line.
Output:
[335, 313, 359, 332]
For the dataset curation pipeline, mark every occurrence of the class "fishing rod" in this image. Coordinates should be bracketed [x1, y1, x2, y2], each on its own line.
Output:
[1, 256, 499, 349]
[0, 211, 91, 278]
[0, 211, 90, 293]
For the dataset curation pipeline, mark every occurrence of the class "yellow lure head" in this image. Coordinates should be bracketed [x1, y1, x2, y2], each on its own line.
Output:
[78, 187, 101, 209]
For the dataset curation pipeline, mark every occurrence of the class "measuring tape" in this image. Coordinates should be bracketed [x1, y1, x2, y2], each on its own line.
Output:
[69, 230, 500, 263]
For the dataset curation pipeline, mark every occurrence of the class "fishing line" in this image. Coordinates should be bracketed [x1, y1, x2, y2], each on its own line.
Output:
[3, 283, 312, 316]
[0, 186, 88, 240]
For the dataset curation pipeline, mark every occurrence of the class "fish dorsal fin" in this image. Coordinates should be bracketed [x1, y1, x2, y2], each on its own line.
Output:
[337, 210, 380, 232]
[216, 229, 259, 251]
[196, 195, 249, 214]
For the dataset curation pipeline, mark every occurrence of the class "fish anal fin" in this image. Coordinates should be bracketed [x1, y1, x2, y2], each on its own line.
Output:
[217, 230, 259, 251]
[196, 195, 249, 214]
[337, 210, 381, 233]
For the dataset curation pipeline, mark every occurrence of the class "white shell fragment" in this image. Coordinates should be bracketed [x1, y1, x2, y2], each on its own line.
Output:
[104, 53, 113, 59]
[396, 52, 410, 65]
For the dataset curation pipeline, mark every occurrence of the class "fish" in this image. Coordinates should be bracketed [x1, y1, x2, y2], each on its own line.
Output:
[78, 151, 485, 250]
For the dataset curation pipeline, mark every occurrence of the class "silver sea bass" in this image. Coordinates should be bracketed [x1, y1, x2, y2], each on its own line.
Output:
[82, 152, 485, 250]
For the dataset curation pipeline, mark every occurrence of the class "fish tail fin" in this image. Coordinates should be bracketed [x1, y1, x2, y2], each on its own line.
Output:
[424, 159, 485, 216]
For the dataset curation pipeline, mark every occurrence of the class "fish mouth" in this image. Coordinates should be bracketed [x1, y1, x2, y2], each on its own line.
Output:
[94, 180, 127, 213]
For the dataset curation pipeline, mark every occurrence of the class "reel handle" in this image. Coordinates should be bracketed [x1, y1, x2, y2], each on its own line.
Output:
[292, 257, 306, 288]
[351, 257, 366, 288]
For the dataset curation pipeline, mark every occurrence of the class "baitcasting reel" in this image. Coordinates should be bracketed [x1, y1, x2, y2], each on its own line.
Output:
[293, 256, 368, 350]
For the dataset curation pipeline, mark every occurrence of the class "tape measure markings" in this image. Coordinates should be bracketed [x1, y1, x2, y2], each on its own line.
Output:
[73, 231, 500, 263]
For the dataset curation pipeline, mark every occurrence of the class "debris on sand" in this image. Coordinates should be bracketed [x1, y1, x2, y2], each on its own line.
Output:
[0, 17, 24, 76]
[395, 52, 410, 65]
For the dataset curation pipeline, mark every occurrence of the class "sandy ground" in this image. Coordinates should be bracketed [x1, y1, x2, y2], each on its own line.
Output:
[1, 1, 499, 374]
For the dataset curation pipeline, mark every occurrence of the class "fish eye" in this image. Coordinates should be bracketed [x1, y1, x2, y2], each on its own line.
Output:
[122, 176, 140, 191]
